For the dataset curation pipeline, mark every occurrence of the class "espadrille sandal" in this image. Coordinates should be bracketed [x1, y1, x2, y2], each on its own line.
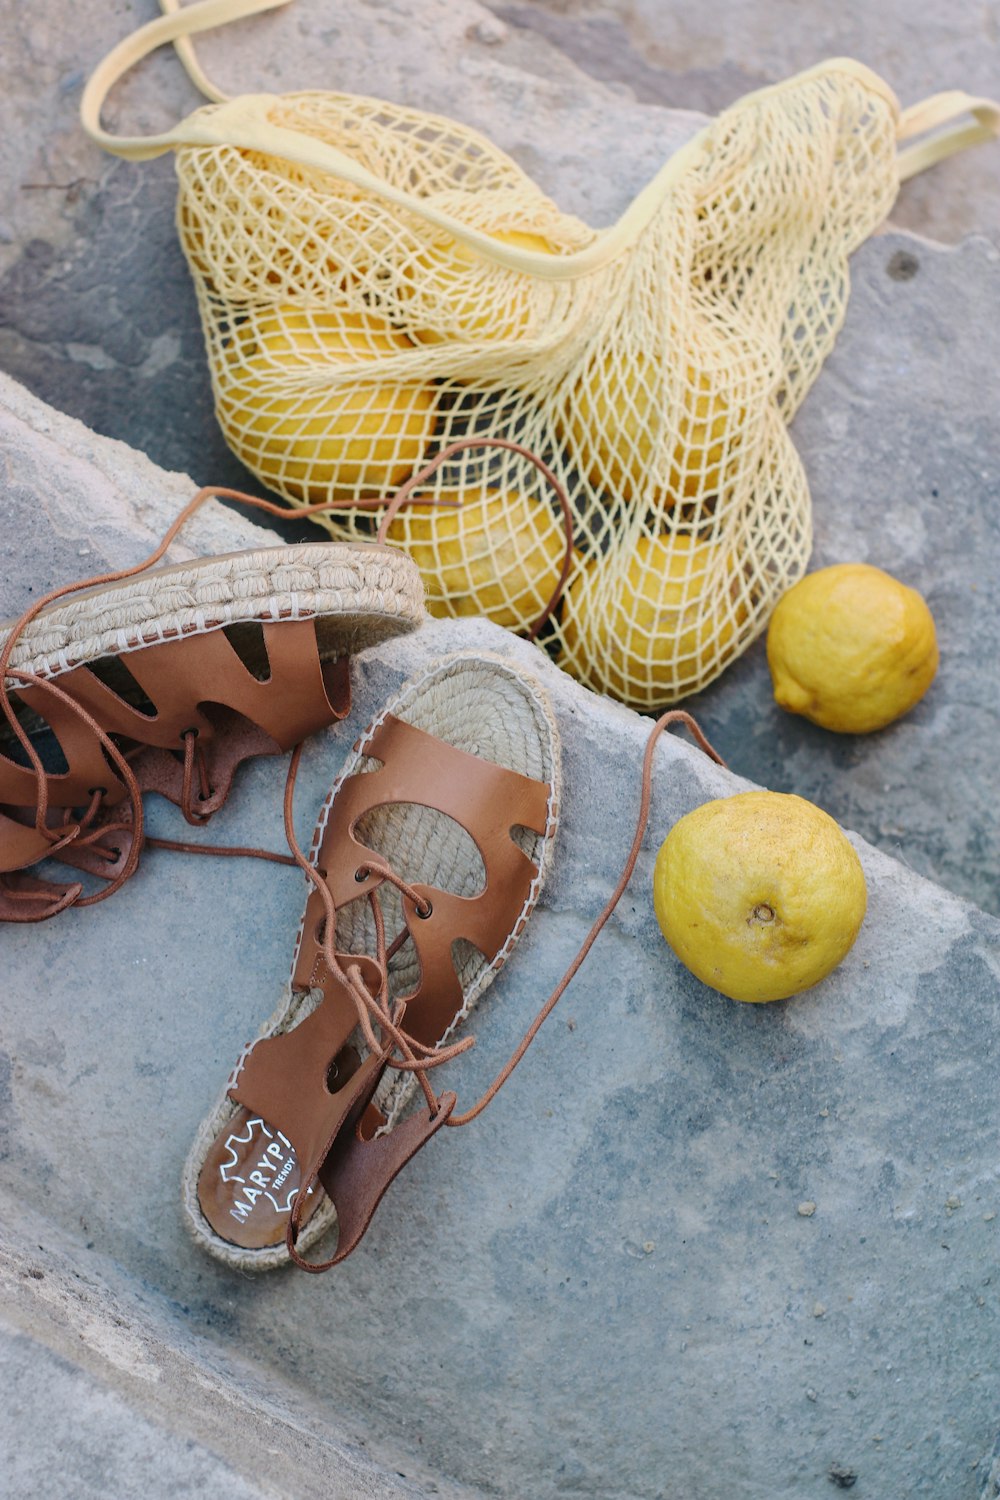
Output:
[0, 485, 423, 922]
[184, 650, 561, 1272]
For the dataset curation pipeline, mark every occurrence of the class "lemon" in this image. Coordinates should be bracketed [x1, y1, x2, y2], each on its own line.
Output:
[216, 307, 436, 502]
[767, 563, 938, 734]
[560, 534, 747, 706]
[566, 358, 733, 504]
[408, 227, 556, 343]
[386, 488, 565, 629]
[653, 791, 867, 1003]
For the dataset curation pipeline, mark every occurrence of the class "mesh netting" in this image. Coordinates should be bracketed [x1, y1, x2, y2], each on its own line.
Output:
[173, 71, 900, 709]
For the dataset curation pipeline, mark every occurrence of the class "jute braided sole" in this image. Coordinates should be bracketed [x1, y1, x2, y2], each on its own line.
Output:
[182, 650, 561, 1271]
[0, 543, 424, 683]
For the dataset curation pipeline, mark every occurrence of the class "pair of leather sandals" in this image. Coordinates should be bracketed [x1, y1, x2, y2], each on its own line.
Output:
[2, 453, 720, 1272]
[0, 459, 566, 1272]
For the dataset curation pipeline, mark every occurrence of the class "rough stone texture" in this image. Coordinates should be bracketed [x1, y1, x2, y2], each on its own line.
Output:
[980, 1432, 1000, 1499]
[493, 0, 1000, 247]
[0, 1325, 269, 1500]
[2, 374, 1000, 1499]
[0, 1209, 463, 1500]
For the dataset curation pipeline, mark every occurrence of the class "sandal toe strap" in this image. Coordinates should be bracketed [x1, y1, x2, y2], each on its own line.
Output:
[293, 714, 553, 1030]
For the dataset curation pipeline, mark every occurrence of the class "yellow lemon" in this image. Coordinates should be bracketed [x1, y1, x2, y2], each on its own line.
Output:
[408, 227, 556, 343]
[566, 358, 734, 504]
[386, 488, 565, 630]
[767, 563, 938, 734]
[216, 307, 436, 502]
[653, 791, 867, 1003]
[560, 534, 747, 706]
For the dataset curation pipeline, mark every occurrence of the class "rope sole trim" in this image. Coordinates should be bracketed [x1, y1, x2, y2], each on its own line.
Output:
[0, 544, 424, 680]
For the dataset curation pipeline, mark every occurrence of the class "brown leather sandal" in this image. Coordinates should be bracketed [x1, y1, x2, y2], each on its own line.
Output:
[0, 486, 423, 922]
[183, 650, 561, 1271]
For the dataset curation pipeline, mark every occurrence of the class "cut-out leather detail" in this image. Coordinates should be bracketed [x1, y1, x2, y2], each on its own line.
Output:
[351, 801, 487, 897]
[87, 653, 159, 716]
[199, 957, 387, 1252]
[221, 620, 271, 681]
[0, 618, 351, 818]
[292, 714, 549, 1049]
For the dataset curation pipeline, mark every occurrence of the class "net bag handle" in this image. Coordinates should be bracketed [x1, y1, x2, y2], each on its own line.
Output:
[81, 0, 1000, 278]
[79, 0, 670, 279]
[897, 91, 1000, 181]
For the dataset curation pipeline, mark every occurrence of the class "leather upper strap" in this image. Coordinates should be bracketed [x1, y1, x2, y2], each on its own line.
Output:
[230, 954, 386, 1175]
[0, 618, 349, 835]
[292, 714, 550, 1044]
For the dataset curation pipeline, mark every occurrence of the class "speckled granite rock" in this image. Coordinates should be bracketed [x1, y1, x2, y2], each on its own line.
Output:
[2, 373, 1000, 1499]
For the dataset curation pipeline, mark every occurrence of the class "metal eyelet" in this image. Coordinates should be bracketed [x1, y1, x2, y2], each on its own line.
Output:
[354, 866, 369, 883]
[416, 899, 433, 920]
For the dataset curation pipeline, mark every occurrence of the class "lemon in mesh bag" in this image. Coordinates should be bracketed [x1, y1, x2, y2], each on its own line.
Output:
[565, 356, 739, 506]
[405, 217, 560, 345]
[561, 533, 749, 703]
[83, 0, 999, 710]
[385, 487, 566, 631]
[217, 306, 437, 500]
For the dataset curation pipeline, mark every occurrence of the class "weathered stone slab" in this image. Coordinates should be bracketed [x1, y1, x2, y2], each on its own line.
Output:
[494, 0, 1000, 248]
[2, 373, 1000, 1499]
[0, 1207, 462, 1500]
[0, 1325, 270, 1500]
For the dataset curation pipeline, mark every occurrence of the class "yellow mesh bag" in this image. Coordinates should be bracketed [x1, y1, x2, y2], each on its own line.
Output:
[83, 0, 1000, 709]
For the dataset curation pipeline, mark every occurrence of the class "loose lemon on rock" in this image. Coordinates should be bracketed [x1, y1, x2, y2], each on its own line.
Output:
[407, 226, 557, 344]
[386, 488, 565, 630]
[216, 306, 436, 503]
[767, 563, 938, 734]
[653, 791, 867, 1003]
[560, 533, 747, 707]
[565, 358, 734, 504]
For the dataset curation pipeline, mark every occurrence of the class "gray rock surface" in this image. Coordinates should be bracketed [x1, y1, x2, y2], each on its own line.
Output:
[492, 0, 1000, 247]
[0, 1323, 270, 1500]
[0, 1209, 460, 1500]
[2, 373, 1000, 1499]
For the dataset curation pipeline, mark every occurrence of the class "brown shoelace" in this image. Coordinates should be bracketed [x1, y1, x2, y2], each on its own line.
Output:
[1, 439, 575, 919]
